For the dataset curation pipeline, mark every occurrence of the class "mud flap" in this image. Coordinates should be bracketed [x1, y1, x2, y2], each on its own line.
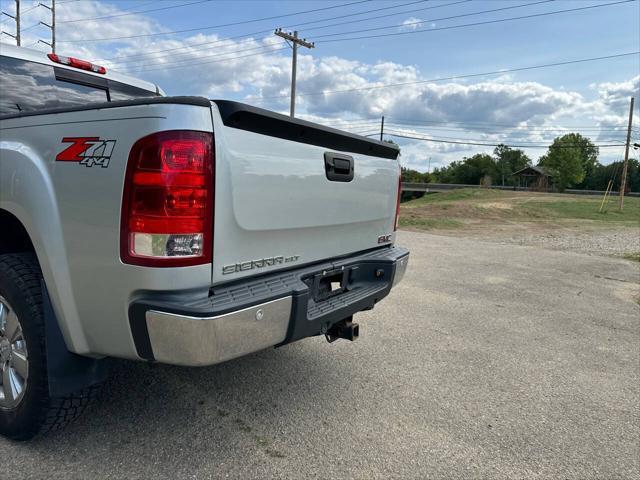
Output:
[42, 281, 107, 397]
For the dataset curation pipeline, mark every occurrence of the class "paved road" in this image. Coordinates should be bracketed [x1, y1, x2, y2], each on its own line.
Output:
[3, 231, 639, 479]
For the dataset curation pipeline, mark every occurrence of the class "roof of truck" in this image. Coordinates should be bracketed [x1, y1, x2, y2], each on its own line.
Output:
[0, 43, 160, 94]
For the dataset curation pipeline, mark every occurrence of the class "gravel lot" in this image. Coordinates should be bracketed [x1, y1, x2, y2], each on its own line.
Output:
[3, 230, 639, 479]
[493, 228, 640, 258]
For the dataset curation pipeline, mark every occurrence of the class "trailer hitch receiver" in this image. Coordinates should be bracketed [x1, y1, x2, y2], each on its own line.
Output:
[325, 317, 359, 343]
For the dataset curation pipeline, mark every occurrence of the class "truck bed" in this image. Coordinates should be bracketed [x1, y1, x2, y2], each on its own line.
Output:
[1, 95, 401, 360]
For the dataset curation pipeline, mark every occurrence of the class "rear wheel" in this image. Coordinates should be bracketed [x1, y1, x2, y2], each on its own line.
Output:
[0, 253, 100, 440]
[0, 294, 29, 409]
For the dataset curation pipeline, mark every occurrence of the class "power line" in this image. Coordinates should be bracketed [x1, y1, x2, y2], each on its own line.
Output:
[322, 118, 630, 134]
[21, 3, 41, 15]
[383, 131, 627, 148]
[58, 0, 372, 43]
[388, 125, 629, 136]
[117, 0, 537, 72]
[82, 0, 161, 16]
[384, 119, 630, 133]
[328, 119, 381, 126]
[58, 0, 213, 24]
[20, 22, 40, 32]
[125, 42, 281, 70]
[97, 30, 272, 63]
[128, 45, 290, 73]
[127, 6, 636, 84]
[313, 120, 631, 141]
[384, 126, 628, 143]
[385, 116, 630, 130]
[313, 0, 555, 40]
[100, 0, 448, 65]
[319, 0, 635, 43]
[296, 0, 470, 35]
[254, 52, 639, 101]
[385, 123, 624, 143]
[351, 130, 381, 136]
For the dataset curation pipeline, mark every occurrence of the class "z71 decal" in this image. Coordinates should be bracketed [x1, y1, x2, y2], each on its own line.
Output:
[56, 137, 116, 168]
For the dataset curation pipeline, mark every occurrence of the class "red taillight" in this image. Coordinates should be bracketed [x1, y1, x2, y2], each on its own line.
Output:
[48, 53, 107, 74]
[121, 131, 214, 267]
[394, 171, 402, 231]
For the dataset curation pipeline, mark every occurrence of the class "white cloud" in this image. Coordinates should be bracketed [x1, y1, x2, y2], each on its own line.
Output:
[1, 0, 636, 169]
[1, 0, 158, 58]
[399, 17, 424, 31]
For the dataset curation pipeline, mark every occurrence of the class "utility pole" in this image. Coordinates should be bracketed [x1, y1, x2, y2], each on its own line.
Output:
[379, 116, 385, 141]
[274, 28, 314, 117]
[619, 96, 634, 211]
[1, 0, 20, 46]
[38, 0, 55, 53]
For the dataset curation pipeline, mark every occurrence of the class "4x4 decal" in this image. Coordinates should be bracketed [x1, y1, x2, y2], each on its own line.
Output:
[56, 137, 116, 168]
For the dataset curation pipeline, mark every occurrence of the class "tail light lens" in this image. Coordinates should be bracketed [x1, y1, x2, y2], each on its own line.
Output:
[121, 131, 213, 267]
[394, 170, 402, 231]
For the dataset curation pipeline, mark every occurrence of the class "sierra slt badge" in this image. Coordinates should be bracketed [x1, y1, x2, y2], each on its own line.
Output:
[378, 234, 392, 244]
[223, 255, 300, 275]
[56, 137, 116, 168]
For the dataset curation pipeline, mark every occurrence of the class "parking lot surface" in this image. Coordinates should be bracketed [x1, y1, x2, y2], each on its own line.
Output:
[3, 230, 639, 479]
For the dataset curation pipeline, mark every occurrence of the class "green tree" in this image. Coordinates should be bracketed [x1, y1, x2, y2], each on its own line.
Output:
[627, 158, 640, 193]
[493, 144, 531, 186]
[432, 154, 498, 185]
[401, 167, 432, 183]
[589, 159, 640, 192]
[455, 153, 498, 185]
[557, 133, 599, 188]
[539, 135, 587, 191]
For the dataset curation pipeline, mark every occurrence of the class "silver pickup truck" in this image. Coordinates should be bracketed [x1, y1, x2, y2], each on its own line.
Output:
[0, 44, 408, 440]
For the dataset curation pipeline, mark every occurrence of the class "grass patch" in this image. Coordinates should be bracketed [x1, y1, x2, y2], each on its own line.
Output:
[404, 188, 505, 205]
[400, 188, 640, 231]
[622, 252, 640, 262]
[399, 217, 463, 230]
[529, 199, 640, 223]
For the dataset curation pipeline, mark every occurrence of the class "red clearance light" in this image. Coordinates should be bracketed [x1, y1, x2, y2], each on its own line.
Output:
[121, 131, 214, 267]
[47, 53, 107, 74]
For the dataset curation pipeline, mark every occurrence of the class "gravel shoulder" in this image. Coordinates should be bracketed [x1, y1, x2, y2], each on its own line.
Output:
[400, 189, 640, 259]
[2, 231, 638, 479]
[452, 226, 640, 258]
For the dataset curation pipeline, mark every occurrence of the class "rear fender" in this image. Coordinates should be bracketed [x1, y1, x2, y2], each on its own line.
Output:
[0, 141, 89, 354]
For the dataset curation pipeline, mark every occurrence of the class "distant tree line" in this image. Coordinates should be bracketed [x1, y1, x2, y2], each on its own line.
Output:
[402, 133, 639, 192]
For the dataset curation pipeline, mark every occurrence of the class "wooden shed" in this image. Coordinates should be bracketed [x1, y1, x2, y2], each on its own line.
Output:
[512, 166, 552, 191]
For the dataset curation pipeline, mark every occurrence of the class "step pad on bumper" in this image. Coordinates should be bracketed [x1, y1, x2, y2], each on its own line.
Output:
[129, 246, 409, 365]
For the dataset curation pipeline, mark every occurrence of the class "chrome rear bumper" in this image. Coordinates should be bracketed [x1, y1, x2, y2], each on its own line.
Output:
[146, 297, 292, 367]
[130, 246, 409, 366]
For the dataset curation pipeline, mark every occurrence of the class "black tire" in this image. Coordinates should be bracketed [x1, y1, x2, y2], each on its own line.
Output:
[0, 253, 100, 441]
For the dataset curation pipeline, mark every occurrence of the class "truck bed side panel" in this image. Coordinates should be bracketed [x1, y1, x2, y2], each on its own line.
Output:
[0, 101, 214, 358]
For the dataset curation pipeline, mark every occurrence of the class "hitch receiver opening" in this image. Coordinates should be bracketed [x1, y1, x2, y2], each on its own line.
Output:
[325, 317, 359, 343]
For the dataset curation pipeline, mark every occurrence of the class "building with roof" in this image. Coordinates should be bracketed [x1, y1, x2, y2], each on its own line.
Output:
[512, 166, 553, 191]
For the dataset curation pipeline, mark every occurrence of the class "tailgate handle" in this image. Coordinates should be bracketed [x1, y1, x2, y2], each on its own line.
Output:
[324, 152, 354, 182]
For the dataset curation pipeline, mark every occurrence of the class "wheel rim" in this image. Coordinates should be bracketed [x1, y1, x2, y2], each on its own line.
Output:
[0, 295, 28, 410]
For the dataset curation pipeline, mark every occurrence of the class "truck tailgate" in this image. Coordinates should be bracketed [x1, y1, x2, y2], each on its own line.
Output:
[210, 101, 400, 284]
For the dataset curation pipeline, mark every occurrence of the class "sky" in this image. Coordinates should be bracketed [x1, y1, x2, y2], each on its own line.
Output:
[1, 0, 639, 171]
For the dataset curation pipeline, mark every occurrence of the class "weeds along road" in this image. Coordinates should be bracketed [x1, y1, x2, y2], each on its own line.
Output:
[3, 230, 639, 479]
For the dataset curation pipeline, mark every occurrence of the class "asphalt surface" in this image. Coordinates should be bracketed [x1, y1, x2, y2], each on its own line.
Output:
[4, 231, 640, 479]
